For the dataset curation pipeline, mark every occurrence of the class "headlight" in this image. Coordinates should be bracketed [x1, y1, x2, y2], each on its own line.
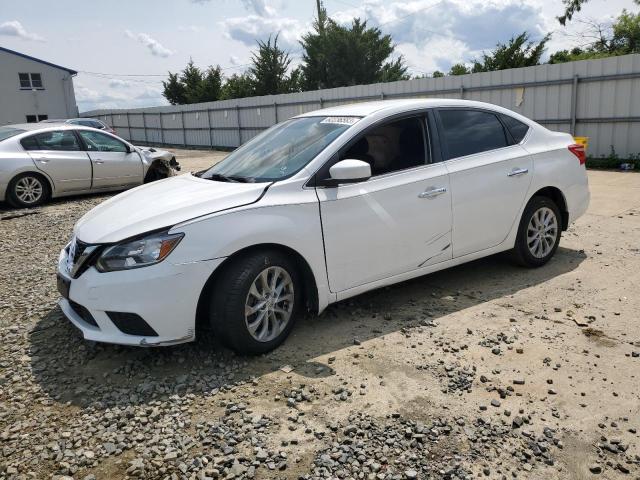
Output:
[95, 231, 183, 272]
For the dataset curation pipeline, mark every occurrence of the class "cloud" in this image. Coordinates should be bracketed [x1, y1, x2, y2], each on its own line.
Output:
[229, 55, 242, 66]
[331, 0, 547, 73]
[76, 81, 167, 112]
[108, 78, 132, 88]
[191, 0, 274, 16]
[240, 0, 274, 17]
[0, 20, 45, 41]
[124, 30, 173, 57]
[220, 15, 305, 50]
[178, 25, 202, 33]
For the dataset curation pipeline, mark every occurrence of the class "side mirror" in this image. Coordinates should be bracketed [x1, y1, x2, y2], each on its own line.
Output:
[125, 144, 133, 153]
[327, 159, 372, 185]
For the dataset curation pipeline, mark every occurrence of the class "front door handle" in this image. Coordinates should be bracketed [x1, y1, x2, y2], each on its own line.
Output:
[94, 160, 104, 164]
[418, 187, 447, 199]
[36, 158, 49, 163]
[507, 168, 529, 177]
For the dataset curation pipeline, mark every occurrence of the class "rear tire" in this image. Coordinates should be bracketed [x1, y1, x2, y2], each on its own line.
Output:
[512, 196, 561, 267]
[209, 250, 301, 355]
[7, 173, 50, 208]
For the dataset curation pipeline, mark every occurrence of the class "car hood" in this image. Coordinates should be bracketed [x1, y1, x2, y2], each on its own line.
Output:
[74, 174, 268, 244]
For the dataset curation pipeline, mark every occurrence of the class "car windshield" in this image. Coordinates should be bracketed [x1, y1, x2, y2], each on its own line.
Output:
[0, 127, 26, 142]
[202, 116, 359, 182]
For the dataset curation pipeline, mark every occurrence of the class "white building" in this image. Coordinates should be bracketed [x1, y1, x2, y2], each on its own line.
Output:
[0, 46, 78, 126]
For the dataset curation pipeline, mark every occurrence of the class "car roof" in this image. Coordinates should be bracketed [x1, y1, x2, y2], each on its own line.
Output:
[297, 98, 521, 119]
[5, 122, 71, 131]
[2, 123, 108, 134]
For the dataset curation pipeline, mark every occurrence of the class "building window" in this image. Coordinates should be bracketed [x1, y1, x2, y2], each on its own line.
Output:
[19, 73, 44, 90]
[26, 114, 48, 123]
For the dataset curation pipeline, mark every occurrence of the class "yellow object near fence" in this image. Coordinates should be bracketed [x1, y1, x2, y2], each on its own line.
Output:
[573, 136, 589, 154]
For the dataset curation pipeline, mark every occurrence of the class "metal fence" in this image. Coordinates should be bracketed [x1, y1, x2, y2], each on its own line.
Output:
[82, 53, 640, 158]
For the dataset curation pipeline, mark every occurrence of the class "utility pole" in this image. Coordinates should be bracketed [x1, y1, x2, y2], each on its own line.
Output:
[315, 0, 326, 89]
[316, 0, 324, 30]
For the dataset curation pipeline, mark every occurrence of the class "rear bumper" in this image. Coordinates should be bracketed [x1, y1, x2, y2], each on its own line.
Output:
[567, 177, 590, 225]
[57, 247, 224, 346]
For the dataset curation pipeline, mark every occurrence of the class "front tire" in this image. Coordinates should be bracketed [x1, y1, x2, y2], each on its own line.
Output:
[512, 196, 562, 267]
[209, 250, 302, 355]
[7, 173, 49, 208]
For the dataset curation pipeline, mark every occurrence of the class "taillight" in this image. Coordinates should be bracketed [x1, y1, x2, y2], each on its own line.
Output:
[568, 144, 586, 165]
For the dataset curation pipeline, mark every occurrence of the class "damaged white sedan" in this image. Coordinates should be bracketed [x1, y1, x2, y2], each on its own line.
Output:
[57, 99, 590, 354]
[0, 122, 179, 208]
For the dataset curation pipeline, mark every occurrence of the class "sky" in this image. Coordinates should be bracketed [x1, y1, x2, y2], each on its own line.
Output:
[0, 0, 636, 112]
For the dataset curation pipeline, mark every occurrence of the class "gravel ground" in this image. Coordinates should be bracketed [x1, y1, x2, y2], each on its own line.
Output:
[0, 150, 639, 480]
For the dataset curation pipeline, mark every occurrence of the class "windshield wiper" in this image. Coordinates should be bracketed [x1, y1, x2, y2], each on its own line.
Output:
[228, 175, 255, 183]
[205, 173, 239, 183]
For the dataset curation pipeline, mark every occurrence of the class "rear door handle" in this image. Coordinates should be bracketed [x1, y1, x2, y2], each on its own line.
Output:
[507, 168, 528, 177]
[94, 159, 104, 164]
[35, 157, 49, 163]
[418, 187, 447, 199]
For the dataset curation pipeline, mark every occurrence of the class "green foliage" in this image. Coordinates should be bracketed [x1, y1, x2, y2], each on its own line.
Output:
[220, 73, 254, 100]
[300, 9, 408, 89]
[162, 60, 222, 105]
[432, 70, 445, 78]
[472, 32, 550, 73]
[612, 9, 640, 53]
[448, 63, 470, 76]
[548, 47, 612, 64]
[559, 0, 639, 25]
[586, 146, 640, 169]
[249, 35, 300, 96]
[162, 72, 186, 105]
[550, 9, 640, 64]
[199, 66, 223, 102]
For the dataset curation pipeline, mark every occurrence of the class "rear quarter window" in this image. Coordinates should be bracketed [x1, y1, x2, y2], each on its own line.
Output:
[500, 114, 530, 143]
[20, 135, 40, 150]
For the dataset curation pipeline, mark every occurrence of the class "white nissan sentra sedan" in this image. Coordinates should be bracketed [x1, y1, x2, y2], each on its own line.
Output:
[57, 99, 590, 354]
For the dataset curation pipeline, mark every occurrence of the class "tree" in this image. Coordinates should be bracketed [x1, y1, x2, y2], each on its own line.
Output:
[611, 9, 640, 53]
[181, 59, 205, 104]
[558, 0, 639, 25]
[249, 35, 298, 96]
[549, 10, 640, 63]
[432, 70, 444, 78]
[162, 60, 223, 104]
[471, 32, 550, 73]
[221, 73, 254, 100]
[162, 72, 186, 105]
[448, 63, 470, 76]
[300, 12, 408, 89]
[300, 6, 330, 89]
[198, 66, 223, 102]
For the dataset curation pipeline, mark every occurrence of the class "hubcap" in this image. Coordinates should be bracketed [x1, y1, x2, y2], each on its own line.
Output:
[527, 206, 558, 258]
[244, 266, 294, 342]
[15, 176, 43, 204]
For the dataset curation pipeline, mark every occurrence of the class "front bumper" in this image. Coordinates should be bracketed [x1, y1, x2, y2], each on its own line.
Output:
[57, 246, 224, 346]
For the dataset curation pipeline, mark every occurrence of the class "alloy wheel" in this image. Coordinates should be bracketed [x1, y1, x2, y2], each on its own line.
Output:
[527, 206, 558, 258]
[244, 266, 295, 342]
[15, 176, 44, 205]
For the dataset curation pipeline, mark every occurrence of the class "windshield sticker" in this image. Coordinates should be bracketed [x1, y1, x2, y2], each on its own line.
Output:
[321, 116, 360, 126]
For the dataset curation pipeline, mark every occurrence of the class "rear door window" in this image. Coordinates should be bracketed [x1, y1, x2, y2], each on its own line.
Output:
[438, 109, 508, 160]
[21, 131, 81, 151]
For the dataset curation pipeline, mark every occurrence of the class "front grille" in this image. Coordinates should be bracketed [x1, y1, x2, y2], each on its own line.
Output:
[72, 239, 89, 264]
[68, 299, 99, 328]
[67, 238, 101, 278]
[106, 312, 158, 337]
